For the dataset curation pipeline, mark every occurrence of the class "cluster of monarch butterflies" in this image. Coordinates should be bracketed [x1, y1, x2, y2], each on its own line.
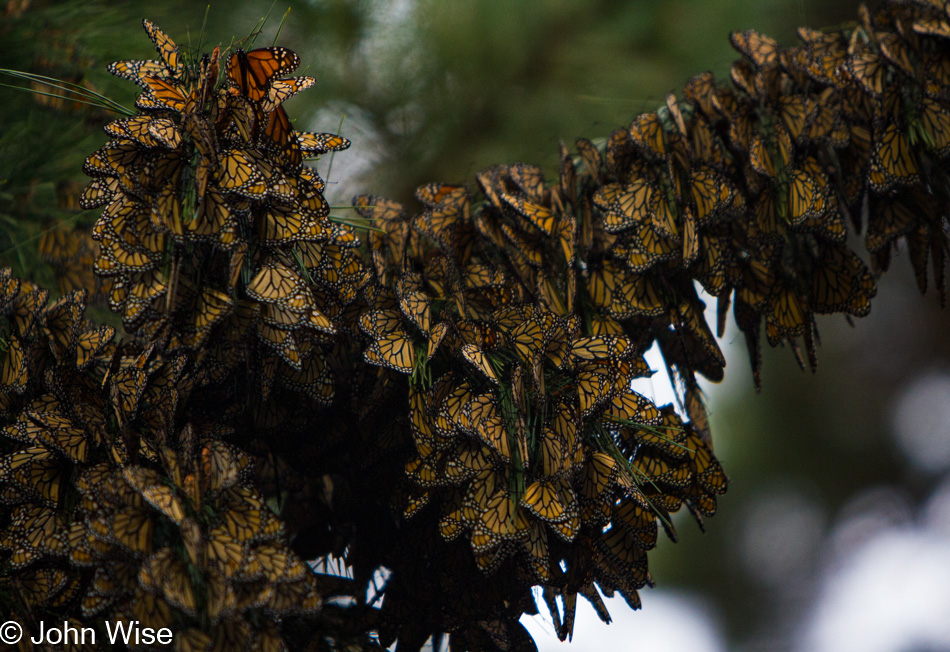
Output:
[354, 154, 729, 649]
[584, 0, 950, 387]
[9, 1, 950, 650]
[0, 269, 367, 650]
[348, 0, 950, 646]
[78, 19, 359, 402]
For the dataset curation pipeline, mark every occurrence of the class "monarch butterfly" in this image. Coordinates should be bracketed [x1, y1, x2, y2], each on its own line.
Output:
[726, 101, 757, 152]
[415, 206, 463, 252]
[503, 318, 541, 365]
[596, 526, 649, 585]
[786, 168, 831, 227]
[793, 27, 848, 85]
[811, 244, 876, 316]
[479, 489, 529, 540]
[353, 194, 405, 224]
[848, 47, 887, 96]
[509, 163, 546, 200]
[869, 123, 920, 192]
[570, 335, 629, 363]
[359, 305, 404, 338]
[749, 125, 793, 179]
[217, 149, 265, 193]
[629, 113, 668, 159]
[914, 97, 950, 159]
[200, 441, 244, 491]
[257, 322, 302, 368]
[633, 449, 691, 488]
[684, 431, 728, 495]
[30, 420, 89, 466]
[681, 205, 699, 265]
[269, 583, 324, 618]
[689, 115, 725, 167]
[502, 193, 556, 235]
[0, 337, 27, 392]
[246, 261, 306, 305]
[594, 177, 654, 233]
[263, 106, 303, 168]
[107, 59, 169, 88]
[104, 116, 159, 148]
[76, 326, 115, 371]
[397, 285, 431, 335]
[777, 95, 814, 143]
[558, 141, 578, 204]
[765, 283, 809, 346]
[470, 394, 512, 460]
[185, 185, 236, 246]
[730, 59, 756, 96]
[665, 297, 726, 381]
[2, 448, 62, 506]
[84, 141, 140, 183]
[140, 76, 188, 112]
[142, 19, 183, 76]
[903, 222, 933, 294]
[581, 452, 618, 504]
[684, 71, 717, 117]
[626, 406, 687, 459]
[95, 236, 160, 277]
[255, 542, 309, 583]
[866, 195, 919, 252]
[259, 75, 315, 113]
[183, 288, 234, 347]
[416, 183, 468, 212]
[218, 486, 285, 545]
[614, 270, 667, 319]
[612, 499, 657, 550]
[124, 467, 186, 525]
[575, 137, 602, 178]
[605, 391, 661, 425]
[477, 166, 509, 210]
[443, 441, 491, 484]
[921, 50, 950, 100]
[620, 221, 678, 272]
[41, 291, 83, 359]
[7, 506, 67, 568]
[535, 426, 568, 477]
[140, 549, 196, 614]
[297, 131, 352, 156]
[520, 481, 567, 523]
[227, 47, 300, 102]
[603, 128, 635, 180]
[97, 505, 155, 555]
[694, 232, 730, 297]
[365, 333, 416, 374]
[731, 29, 780, 67]
[523, 521, 552, 581]
[807, 90, 849, 146]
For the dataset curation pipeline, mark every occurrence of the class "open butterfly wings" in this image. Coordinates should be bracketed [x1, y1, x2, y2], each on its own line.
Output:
[226, 47, 300, 101]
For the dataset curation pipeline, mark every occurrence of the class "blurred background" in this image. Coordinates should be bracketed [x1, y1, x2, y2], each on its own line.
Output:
[4, 1, 950, 650]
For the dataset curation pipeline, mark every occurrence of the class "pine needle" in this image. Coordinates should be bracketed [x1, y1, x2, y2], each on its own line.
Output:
[0, 69, 133, 115]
